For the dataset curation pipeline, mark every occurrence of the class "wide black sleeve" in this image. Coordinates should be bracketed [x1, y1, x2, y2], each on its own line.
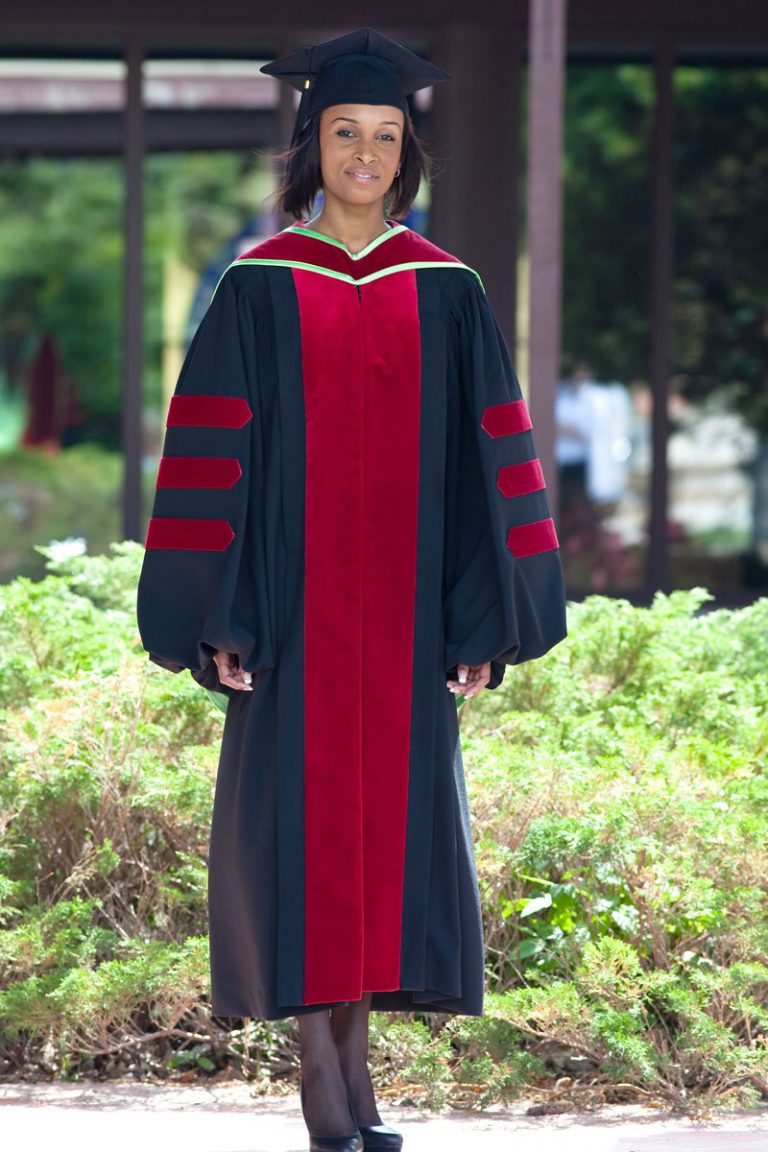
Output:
[443, 274, 567, 689]
[136, 268, 274, 687]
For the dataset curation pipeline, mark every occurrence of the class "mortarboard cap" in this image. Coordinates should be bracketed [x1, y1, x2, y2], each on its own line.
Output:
[261, 27, 449, 146]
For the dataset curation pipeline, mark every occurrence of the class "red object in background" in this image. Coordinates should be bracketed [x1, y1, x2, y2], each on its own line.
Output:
[21, 334, 83, 449]
[22, 334, 58, 446]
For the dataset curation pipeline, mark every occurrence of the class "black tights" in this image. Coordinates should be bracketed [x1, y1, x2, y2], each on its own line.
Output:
[298, 993, 381, 1136]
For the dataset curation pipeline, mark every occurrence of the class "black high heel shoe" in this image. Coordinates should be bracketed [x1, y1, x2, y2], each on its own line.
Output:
[348, 1103, 403, 1151]
[300, 1077, 363, 1152]
[356, 1121, 404, 1151]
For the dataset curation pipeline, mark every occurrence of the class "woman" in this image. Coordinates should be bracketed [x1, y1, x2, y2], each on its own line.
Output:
[137, 27, 566, 1152]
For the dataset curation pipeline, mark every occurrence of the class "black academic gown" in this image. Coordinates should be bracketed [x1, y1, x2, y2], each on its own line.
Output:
[137, 221, 567, 1021]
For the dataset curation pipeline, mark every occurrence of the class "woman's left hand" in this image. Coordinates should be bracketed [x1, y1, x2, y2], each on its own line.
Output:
[446, 662, 491, 699]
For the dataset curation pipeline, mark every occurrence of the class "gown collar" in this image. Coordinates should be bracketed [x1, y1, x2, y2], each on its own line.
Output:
[224, 221, 484, 292]
[286, 219, 407, 261]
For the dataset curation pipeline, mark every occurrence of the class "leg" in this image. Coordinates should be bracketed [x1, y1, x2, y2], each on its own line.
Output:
[330, 993, 381, 1127]
[298, 1008, 358, 1137]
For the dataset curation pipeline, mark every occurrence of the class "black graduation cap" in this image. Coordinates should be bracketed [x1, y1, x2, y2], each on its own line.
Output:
[261, 27, 449, 146]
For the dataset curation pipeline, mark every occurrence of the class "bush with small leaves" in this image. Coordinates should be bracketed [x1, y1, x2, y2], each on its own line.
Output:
[0, 551, 767, 1111]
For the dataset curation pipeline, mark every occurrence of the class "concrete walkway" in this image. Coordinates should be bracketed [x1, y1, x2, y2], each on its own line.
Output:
[2, 1082, 768, 1152]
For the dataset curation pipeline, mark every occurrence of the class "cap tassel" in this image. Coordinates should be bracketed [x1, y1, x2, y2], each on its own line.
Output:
[288, 46, 315, 148]
[290, 80, 312, 147]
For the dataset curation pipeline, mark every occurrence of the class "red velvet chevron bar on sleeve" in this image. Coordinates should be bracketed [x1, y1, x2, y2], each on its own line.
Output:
[496, 458, 546, 498]
[145, 518, 235, 551]
[157, 457, 243, 489]
[166, 395, 253, 429]
[506, 517, 559, 559]
[480, 398, 533, 438]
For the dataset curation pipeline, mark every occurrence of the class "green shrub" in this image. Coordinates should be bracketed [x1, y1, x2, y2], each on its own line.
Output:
[0, 447, 124, 583]
[0, 551, 766, 1111]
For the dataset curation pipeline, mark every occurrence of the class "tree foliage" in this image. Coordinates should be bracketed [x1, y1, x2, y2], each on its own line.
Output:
[1, 65, 766, 446]
[0, 157, 122, 442]
[0, 151, 271, 446]
[673, 68, 768, 430]
[562, 64, 654, 383]
[562, 63, 768, 430]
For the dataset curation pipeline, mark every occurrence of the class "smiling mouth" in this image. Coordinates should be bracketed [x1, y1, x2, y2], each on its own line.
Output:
[346, 170, 380, 181]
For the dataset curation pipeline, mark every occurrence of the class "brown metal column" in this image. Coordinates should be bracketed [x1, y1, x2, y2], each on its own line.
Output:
[122, 38, 144, 541]
[648, 42, 675, 593]
[430, 23, 520, 347]
[526, 0, 567, 515]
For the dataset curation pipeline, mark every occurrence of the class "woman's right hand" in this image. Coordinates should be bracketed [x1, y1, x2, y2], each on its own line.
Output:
[213, 650, 253, 691]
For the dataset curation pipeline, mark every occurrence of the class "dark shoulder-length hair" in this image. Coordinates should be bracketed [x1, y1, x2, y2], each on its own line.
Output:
[275, 110, 430, 221]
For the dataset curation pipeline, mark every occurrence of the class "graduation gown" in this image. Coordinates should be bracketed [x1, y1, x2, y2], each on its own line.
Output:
[137, 221, 567, 1021]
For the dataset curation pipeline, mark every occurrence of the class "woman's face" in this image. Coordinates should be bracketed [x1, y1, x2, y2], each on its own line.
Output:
[317, 103, 405, 210]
